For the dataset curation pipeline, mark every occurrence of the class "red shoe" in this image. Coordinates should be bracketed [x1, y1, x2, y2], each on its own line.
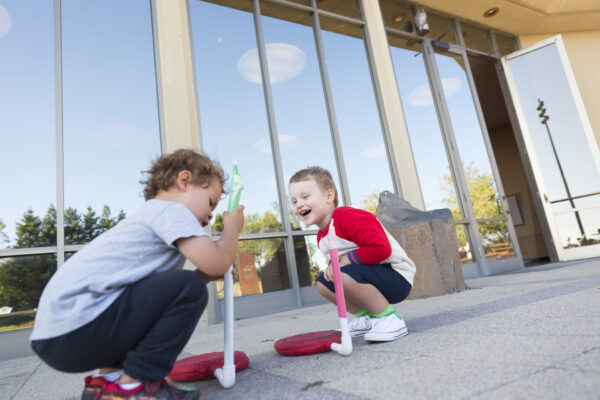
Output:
[88, 379, 200, 400]
[81, 375, 107, 400]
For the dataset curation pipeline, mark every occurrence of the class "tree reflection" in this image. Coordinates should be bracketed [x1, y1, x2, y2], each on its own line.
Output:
[0, 205, 124, 331]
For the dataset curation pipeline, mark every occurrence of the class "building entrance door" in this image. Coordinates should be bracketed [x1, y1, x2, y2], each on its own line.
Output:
[502, 35, 600, 261]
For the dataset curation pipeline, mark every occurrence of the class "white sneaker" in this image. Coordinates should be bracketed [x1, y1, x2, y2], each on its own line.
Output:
[348, 315, 372, 338]
[364, 314, 408, 342]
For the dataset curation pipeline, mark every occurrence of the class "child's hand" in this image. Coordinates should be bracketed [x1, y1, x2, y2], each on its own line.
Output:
[223, 205, 245, 234]
[324, 264, 333, 282]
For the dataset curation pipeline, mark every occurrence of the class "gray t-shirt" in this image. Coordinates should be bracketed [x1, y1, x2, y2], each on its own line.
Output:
[30, 199, 208, 341]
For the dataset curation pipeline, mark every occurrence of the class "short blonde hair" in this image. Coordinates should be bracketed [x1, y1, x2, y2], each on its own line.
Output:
[289, 166, 339, 207]
[140, 149, 226, 200]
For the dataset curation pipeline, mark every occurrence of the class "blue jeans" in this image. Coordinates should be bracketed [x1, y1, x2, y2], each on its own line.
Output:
[31, 269, 207, 381]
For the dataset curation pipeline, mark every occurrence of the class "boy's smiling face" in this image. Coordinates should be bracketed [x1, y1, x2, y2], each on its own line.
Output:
[289, 178, 335, 229]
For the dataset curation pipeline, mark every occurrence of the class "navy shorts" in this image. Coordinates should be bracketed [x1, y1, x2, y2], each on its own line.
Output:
[316, 263, 412, 304]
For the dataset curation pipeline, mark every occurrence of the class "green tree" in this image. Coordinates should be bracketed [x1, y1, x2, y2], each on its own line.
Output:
[360, 191, 380, 214]
[441, 163, 508, 247]
[0, 205, 125, 316]
[0, 219, 8, 244]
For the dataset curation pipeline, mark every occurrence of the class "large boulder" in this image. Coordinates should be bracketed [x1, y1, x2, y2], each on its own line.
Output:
[376, 191, 467, 299]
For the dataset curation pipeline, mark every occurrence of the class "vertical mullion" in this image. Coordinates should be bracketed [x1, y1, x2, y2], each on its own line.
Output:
[252, 0, 302, 306]
[55, 0, 65, 267]
[310, 1, 351, 206]
[150, 0, 167, 153]
[421, 39, 490, 275]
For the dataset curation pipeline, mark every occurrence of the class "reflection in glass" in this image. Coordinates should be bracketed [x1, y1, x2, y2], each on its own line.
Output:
[321, 18, 394, 211]
[508, 42, 600, 248]
[190, 1, 283, 234]
[261, 7, 341, 228]
[0, 255, 56, 332]
[552, 196, 600, 248]
[508, 43, 600, 199]
[436, 52, 503, 220]
[0, 1, 56, 249]
[296, 235, 328, 287]
[389, 43, 461, 217]
[460, 22, 490, 53]
[217, 238, 290, 299]
[479, 221, 515, 260]
[495, 33, 517, 56]
[455, 224, 473, 263]
[62, 1, 160, 245]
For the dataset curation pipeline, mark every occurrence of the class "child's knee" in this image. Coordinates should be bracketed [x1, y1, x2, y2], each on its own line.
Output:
[172, 270, 207, 305]
[316, 281, 331, 296]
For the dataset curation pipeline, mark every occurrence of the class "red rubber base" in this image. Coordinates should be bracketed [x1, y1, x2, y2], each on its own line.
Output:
[274, 330, 341, 356]
[168, 351, 249, 381]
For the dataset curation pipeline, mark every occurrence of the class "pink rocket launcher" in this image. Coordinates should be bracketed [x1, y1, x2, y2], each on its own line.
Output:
[327, 219, 353, 356]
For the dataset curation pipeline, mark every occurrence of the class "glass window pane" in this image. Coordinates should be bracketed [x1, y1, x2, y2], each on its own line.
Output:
[460, 22, 490, 53]
[552, 195, 600, 248]
[295, 234, 328, 287]
[389, 42, 462, 218]
[495, 33, 517, 56]
[456, 224, 473, 263]
[479, 221, 515, 260]
[190, 1, 283, 234]
[62, 0, 161, 245]
[436, 51, 504, 220]
[216, 238, 291, 298]
[321, 17, 395, 211]
[261, 5, 342, 228]
[0, 255, 56, 332]
[317, 0, 359, 20]
[0, 2, 56, 249]
[507, 43, 600, 201]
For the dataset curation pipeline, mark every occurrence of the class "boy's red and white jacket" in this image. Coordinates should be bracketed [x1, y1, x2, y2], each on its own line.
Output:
[316, 206, 416, 286]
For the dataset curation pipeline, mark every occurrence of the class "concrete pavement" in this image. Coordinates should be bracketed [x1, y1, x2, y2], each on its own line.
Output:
[2, 260, 599, 399]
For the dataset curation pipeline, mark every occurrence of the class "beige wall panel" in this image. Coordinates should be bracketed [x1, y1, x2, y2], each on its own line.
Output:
[153, 0, 201, 153]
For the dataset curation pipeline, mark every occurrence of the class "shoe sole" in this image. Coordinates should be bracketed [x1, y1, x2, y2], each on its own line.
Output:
[364, 327, 408, 342]
[339, 329, 370, 338]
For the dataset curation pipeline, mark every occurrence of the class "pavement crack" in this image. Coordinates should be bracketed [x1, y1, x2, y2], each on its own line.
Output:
[12, 359, 43, 399]
[301, 380, 324, 391]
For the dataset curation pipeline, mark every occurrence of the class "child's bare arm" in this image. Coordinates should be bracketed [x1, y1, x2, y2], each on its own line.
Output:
[176, 205, 245, 278]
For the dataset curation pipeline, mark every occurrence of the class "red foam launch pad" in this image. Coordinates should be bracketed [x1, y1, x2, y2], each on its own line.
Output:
[168, 351, 249, 381]
[274, 330, 341, 356]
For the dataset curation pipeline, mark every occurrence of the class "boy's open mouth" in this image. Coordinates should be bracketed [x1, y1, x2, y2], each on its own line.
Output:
[299, 209, 311, 217]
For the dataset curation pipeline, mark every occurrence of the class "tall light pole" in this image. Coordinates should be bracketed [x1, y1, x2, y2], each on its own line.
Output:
[537, 98, 585, 240]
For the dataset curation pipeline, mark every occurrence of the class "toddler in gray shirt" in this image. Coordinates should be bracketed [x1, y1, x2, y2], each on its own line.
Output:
[30, 149, 244, 400]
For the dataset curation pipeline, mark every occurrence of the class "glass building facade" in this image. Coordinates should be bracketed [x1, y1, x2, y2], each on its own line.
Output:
[1, 0, 537, 331]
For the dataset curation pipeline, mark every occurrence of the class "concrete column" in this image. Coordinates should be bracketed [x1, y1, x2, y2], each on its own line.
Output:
[152, 0, 201, 152]
[359, 0, 425, 210]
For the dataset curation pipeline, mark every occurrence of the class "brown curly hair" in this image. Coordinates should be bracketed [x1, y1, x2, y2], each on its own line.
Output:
[140, 149, 227, 200]
[289, 166, 339, 207]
